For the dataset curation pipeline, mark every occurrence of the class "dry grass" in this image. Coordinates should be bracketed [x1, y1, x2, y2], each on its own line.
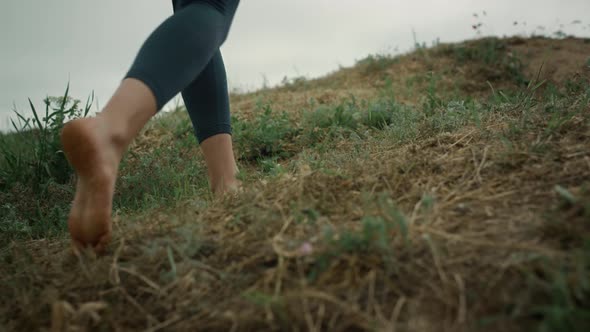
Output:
[1, 37, 590, 331]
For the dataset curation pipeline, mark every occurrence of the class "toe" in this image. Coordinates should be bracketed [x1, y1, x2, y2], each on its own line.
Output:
[94, 232, 112, 254]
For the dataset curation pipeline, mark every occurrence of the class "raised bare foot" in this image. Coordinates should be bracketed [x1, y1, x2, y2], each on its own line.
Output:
[61, 117, 120, 253]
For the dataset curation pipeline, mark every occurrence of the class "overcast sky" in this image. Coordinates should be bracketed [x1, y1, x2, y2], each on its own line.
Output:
[1, 0, 589, 131]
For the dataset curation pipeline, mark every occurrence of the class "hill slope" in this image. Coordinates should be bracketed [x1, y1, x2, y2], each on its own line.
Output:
[2, 37, 590, 331]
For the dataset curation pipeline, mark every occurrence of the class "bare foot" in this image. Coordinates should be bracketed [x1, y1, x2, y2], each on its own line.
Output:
[213, 179, 243, 198]
[61, 117, 120, 253]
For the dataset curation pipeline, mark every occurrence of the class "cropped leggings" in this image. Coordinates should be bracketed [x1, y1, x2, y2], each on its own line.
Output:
[124, 0, 240, 143]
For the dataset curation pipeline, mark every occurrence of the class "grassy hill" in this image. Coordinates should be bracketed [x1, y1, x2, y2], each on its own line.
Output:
[1, 36, 590, 331]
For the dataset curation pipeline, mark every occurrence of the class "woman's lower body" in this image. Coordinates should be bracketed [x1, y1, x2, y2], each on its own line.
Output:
[60, 0, 241, 252]
[127, 0, 239, 143]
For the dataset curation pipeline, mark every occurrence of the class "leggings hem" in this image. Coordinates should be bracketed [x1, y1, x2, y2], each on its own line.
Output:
[196, 124, 232, 144]
[124, 70, 166, 111]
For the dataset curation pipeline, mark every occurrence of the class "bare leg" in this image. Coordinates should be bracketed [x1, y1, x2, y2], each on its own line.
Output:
[61, 78, 157, 253]
[199, 133, 241, 195]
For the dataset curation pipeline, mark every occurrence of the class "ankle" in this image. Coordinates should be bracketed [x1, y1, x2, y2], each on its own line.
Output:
[93, 114, 131, 155]
[109, 129, 130, 156]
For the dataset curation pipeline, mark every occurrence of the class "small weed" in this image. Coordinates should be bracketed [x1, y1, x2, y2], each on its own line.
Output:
[243, 290, 278, 307]
[362, 99, 398, 129]
[280, 75, 308, 90]
[564, 76, 590, 96]
[336, 216, 392, 253]
[308, 209, 404, 281]
[356, 54, 398, 75]
[524, 247, 590, 332]
[258, 156, 285, 176]
[422, 71, 445, 116]
[504, 51, 528, 86]
[451, 38, 505, 65]
[232, 104, 298, 161]
[541, 185, 590, 249]
[542, 109, 576, 139]
[310, 97, 362, 131]
[383, 106, 421, 143]
[289, 202, 321, 225]
[0, 85, 93, 242]
[301, 98, 362, 145]
[115, 145, 208, 212]
[242, 290, 290, 326]
[378, 194, 409, 243]
[0, 84, 93, 189]
[422, 100, 477, 134]
[518, 185, 590, 331]
[443, 38, 528, 86]
[542, 82, 563, 103]
[420, 193, 436, 212]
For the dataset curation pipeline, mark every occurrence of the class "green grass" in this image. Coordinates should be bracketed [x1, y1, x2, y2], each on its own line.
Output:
[437, 37, 529, 87]
[115, 143, 209, 212]
[356, 54, 399, 76]
[232, 103, 298, 161]
[526, 186, 590, 332]
[0, 94, 211, 244]
[0, 84, 93, 240]
[0, 84, 93, 188]
[0, 80, 444, 243]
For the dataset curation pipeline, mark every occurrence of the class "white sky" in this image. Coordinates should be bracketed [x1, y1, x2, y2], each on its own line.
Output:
[1, 0, 589, 130]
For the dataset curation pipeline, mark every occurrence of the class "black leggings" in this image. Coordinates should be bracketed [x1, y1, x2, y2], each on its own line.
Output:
[125, 0, 239, 143]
